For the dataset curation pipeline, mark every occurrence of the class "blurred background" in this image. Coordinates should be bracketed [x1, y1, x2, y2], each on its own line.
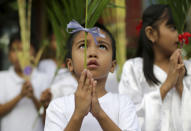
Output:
[0, 0, 191, 74]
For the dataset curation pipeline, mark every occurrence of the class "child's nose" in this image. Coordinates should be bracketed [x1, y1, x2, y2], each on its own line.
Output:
[88, 47, 97, 58]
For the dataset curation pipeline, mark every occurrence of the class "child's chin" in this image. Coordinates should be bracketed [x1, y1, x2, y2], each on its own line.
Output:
[91, 72, 107, 80]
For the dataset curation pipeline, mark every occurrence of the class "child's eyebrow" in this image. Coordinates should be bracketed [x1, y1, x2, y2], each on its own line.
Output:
[76, 39, 86, 45]
[74, 39, 89, 47]
[98, 39, 111, 46]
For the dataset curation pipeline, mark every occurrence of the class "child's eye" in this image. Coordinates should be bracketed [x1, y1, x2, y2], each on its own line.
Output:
[98, 44, 107, 50]
[79, 43, 85, 49]
[169, 25, 176, 31]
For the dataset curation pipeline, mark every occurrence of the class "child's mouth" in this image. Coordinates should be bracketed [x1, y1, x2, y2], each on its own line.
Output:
[87, 60, 99, 69]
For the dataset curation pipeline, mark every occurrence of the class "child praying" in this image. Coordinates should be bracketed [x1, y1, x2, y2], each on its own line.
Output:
[44, 22, 140, 131]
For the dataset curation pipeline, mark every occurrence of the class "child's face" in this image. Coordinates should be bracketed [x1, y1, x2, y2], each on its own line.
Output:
[67, 30, 116, 80]
[9, 40, 35, 70]
[153, 19, 179, 56]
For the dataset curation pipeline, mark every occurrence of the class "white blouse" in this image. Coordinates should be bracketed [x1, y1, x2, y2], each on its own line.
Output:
[119, 57, 191, 131]
[44, 93, 140, 131]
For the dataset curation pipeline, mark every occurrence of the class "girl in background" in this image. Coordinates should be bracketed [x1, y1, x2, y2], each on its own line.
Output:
[119, 4, 191, 131]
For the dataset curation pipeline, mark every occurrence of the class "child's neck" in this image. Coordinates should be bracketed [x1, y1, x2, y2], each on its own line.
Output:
[94, 77, 107, 98]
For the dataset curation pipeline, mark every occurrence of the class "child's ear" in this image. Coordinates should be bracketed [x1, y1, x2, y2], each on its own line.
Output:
[110, 60, 117, 73]
[66, 58, 74, 72]
[145, 26, 158, 43]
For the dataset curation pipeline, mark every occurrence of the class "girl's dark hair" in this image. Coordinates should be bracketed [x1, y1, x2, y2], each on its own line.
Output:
[136, 4, 175, 85]
[65, 23, 116, 62]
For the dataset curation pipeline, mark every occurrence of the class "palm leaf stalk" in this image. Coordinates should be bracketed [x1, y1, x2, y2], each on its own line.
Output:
[17, 0, 32, 80]
[17, 1, 48, 127]
[84, 0, 88, 69]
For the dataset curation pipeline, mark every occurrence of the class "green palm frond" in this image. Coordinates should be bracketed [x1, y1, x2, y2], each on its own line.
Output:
[46, 0, 85, 64]
[157, 0, 191, 33]
[88, 0, 110, 27]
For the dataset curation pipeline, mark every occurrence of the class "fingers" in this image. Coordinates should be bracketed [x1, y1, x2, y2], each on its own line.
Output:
[23, 82, 30, 89]
[26, 86, 34, 98]
[78, 69, 87, 90]
[21, 81, 36, 98]
[177, 64, 185, 70]
[178, 64, 186, 77]
[40, 88, 52, 102]
[170, 49, 181, 65]
[177, 50, 183, 65]
[84, 70, 92, 91]
[40, 88, 52, 108]
[92, 80, 97, 98]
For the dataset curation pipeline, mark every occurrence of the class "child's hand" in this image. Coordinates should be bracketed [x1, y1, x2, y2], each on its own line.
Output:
[176, 53, 186, 83]
[40, 88, 52, 109]
[20, 81, 33, 97]
[166, 49, 184, 88]
[175, 53, 185, 96]
[26, 86, 34, 98]
[74, 69, 93, 118]
[90, 80, 103, 118]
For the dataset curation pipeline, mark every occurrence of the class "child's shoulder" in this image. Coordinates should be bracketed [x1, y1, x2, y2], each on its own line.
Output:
[122, 57, 143, 74]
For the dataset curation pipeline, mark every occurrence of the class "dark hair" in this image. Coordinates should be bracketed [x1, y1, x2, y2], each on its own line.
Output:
[136, 4, 176, 85]
[65, 23, 116, 62]
[9, 33, 37, 52]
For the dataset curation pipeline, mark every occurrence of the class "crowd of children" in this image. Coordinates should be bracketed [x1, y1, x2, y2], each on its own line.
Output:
[0, 3, 191, 131]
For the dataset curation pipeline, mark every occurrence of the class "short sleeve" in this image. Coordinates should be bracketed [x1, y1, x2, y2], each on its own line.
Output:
[44, 99, 68, 131]
[118, 95, 141, 131]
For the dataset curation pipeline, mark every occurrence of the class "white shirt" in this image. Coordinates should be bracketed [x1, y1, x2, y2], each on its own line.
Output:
[119, 57, 191, 131]
[44, 92, 140, 131]
[0, 67, 50, 131]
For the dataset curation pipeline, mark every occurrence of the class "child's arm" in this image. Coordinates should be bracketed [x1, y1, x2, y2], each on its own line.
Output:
[0, 82, 29, 116]
[0, 94, 23, 117]
[64, 69, 92, 131]
[90, 85, 121, 131]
